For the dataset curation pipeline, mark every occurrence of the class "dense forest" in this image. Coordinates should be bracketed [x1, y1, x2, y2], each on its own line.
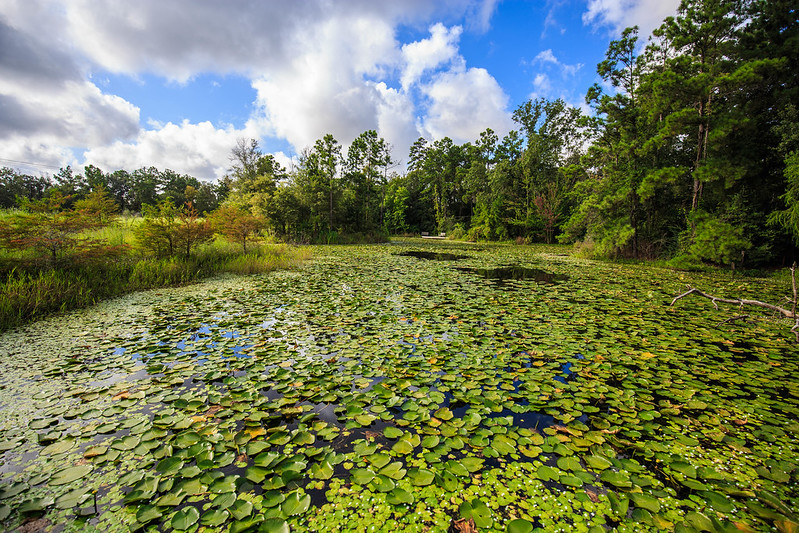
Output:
[1, 0, 796, 267]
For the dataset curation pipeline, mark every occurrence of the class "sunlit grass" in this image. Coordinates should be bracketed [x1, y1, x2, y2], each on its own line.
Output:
[0, 213, 310, 330]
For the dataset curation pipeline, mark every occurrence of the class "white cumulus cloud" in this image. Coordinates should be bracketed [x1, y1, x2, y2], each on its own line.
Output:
[582, 0, 681, 37]
[82, 120, 263, 180]
[420, 63, 513, 143]
[1, 0, 508, 177]
[401, 23, 462, 90]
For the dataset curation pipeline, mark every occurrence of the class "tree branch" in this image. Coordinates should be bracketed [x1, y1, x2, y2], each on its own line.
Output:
[715, 314, 751, 326]
[672, 274, 799, 341]
[671, 287, 796, 319]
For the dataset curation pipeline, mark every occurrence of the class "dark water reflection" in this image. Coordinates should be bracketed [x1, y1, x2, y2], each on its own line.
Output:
[399, 251, 469, 261]
[459, 266, 569, 284]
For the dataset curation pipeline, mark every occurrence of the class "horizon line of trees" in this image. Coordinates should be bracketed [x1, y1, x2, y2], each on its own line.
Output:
[1, 0, 796, 267]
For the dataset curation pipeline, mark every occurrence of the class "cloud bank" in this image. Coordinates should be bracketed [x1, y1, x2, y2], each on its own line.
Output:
[1, 0, 511, 179]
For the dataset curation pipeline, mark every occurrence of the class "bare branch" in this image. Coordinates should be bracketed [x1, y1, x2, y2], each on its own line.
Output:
[715, 315, 751, 326]
[671, 287, 795, 318]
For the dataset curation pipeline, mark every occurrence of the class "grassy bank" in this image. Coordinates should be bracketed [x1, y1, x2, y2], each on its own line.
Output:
[0, 239, 310, 332]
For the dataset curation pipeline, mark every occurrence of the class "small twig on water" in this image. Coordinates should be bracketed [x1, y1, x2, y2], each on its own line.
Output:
[716, 315, 751, 326]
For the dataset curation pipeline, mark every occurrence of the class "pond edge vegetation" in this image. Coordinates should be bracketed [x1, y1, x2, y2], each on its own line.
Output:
[0, 191, 310, 332]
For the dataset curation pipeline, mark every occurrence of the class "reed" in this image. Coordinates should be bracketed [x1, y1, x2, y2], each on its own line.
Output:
[0, 238, 310, 331]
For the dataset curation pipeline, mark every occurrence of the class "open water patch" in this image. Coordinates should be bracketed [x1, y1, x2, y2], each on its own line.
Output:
[458, 265, 569, 284]
[398, 251, 468, 261]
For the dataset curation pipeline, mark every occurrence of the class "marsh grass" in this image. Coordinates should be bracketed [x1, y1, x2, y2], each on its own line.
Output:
[0, 215, 310, 330]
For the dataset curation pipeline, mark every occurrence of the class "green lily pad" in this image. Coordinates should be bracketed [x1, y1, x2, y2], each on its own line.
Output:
[55, 487, 91, 509]
[171, 506, 200, 530]
[209, 475, 239, 494]
[136, 504, 163, 524]
[407, 468, 435, 486]
[536, 465, 559, 482]
[254, 452, 281, 468]
[262, 490, 286, 508]
[379, 461, 407, 480]
[384, 426, 403, 439]
[201, 509, 229, 527]
[421, 435, 440, 448]
[445, 460, 470, 477]
[585, 455, 612, 471]
[460, 499, 493, 528]
[17, 495, 53, 514]
[50, 465, 92, 486]
[630, 493, 661, 513]
[281, 492, 311, 516]
[155, 489, 187, 507]
[391, 439, 414, 455]
[351, 468, 375, 485]
[461, 456, 484, 473]
[671, 461, 697, 478]
[373, 475, 396, 492]
[0, 440, 20, 452]
[310, 460, 334, 480]
[0, 481, 29, 499]
[41, 439, 74, 455]
[369, 453, 391, 469]
[353, 441, 378, 456]
[355, 414, 376, 426]
[600, 470, 632, 489]
[386, 488, 414, 505]
[434, 407, 454, 420]
[557, 456, 582, 471]
[507, 518, 533, 533]
[260, 518, 290, 533]
[229, 499, 253, 520]
[155, 456, 184, 475]
[559, 474, 584, 487]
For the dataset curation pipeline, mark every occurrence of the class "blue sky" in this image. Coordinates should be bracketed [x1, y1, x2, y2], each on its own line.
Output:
[0, 0, 680, 180]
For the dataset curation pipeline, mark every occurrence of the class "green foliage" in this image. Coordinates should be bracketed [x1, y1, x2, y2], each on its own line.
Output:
[562, 1, 796, 263]
[0, 226, 309, 331]
[207, 206, 266, 253]
[768, 151, 799, 245]
[134, 200, 213, 259]
[0, 192, 116, 265]
[134, 200, 181, 257]
[1, 3, 796, 262]
[73, 187, 119, 224]
[687, 211, 752, 268]
[382, 182, 409, 235]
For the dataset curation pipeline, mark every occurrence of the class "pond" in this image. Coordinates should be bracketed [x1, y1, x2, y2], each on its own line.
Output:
[0, 241, 797, 532]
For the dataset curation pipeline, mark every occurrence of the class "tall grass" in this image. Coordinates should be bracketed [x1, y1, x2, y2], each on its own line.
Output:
[0, 218, 310, 331]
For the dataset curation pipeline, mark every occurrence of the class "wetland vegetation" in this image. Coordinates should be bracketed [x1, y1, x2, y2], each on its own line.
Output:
[0, 241, 797, 532]
[0, 2, 797, 532]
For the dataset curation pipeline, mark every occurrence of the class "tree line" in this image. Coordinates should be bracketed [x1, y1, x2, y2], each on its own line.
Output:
[0, 165, 229, 215]
[1, 0, 795, 267]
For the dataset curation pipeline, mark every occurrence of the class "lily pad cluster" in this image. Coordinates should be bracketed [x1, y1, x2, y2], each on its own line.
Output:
[0, 241, 797, 532]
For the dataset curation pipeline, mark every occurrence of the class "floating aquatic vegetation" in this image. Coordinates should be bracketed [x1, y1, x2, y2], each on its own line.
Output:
[0, 242, 797, 532]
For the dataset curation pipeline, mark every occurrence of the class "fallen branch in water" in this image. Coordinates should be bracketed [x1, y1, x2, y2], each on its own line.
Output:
[671, 264, 799, 342]
[715, 314, 751, 326]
